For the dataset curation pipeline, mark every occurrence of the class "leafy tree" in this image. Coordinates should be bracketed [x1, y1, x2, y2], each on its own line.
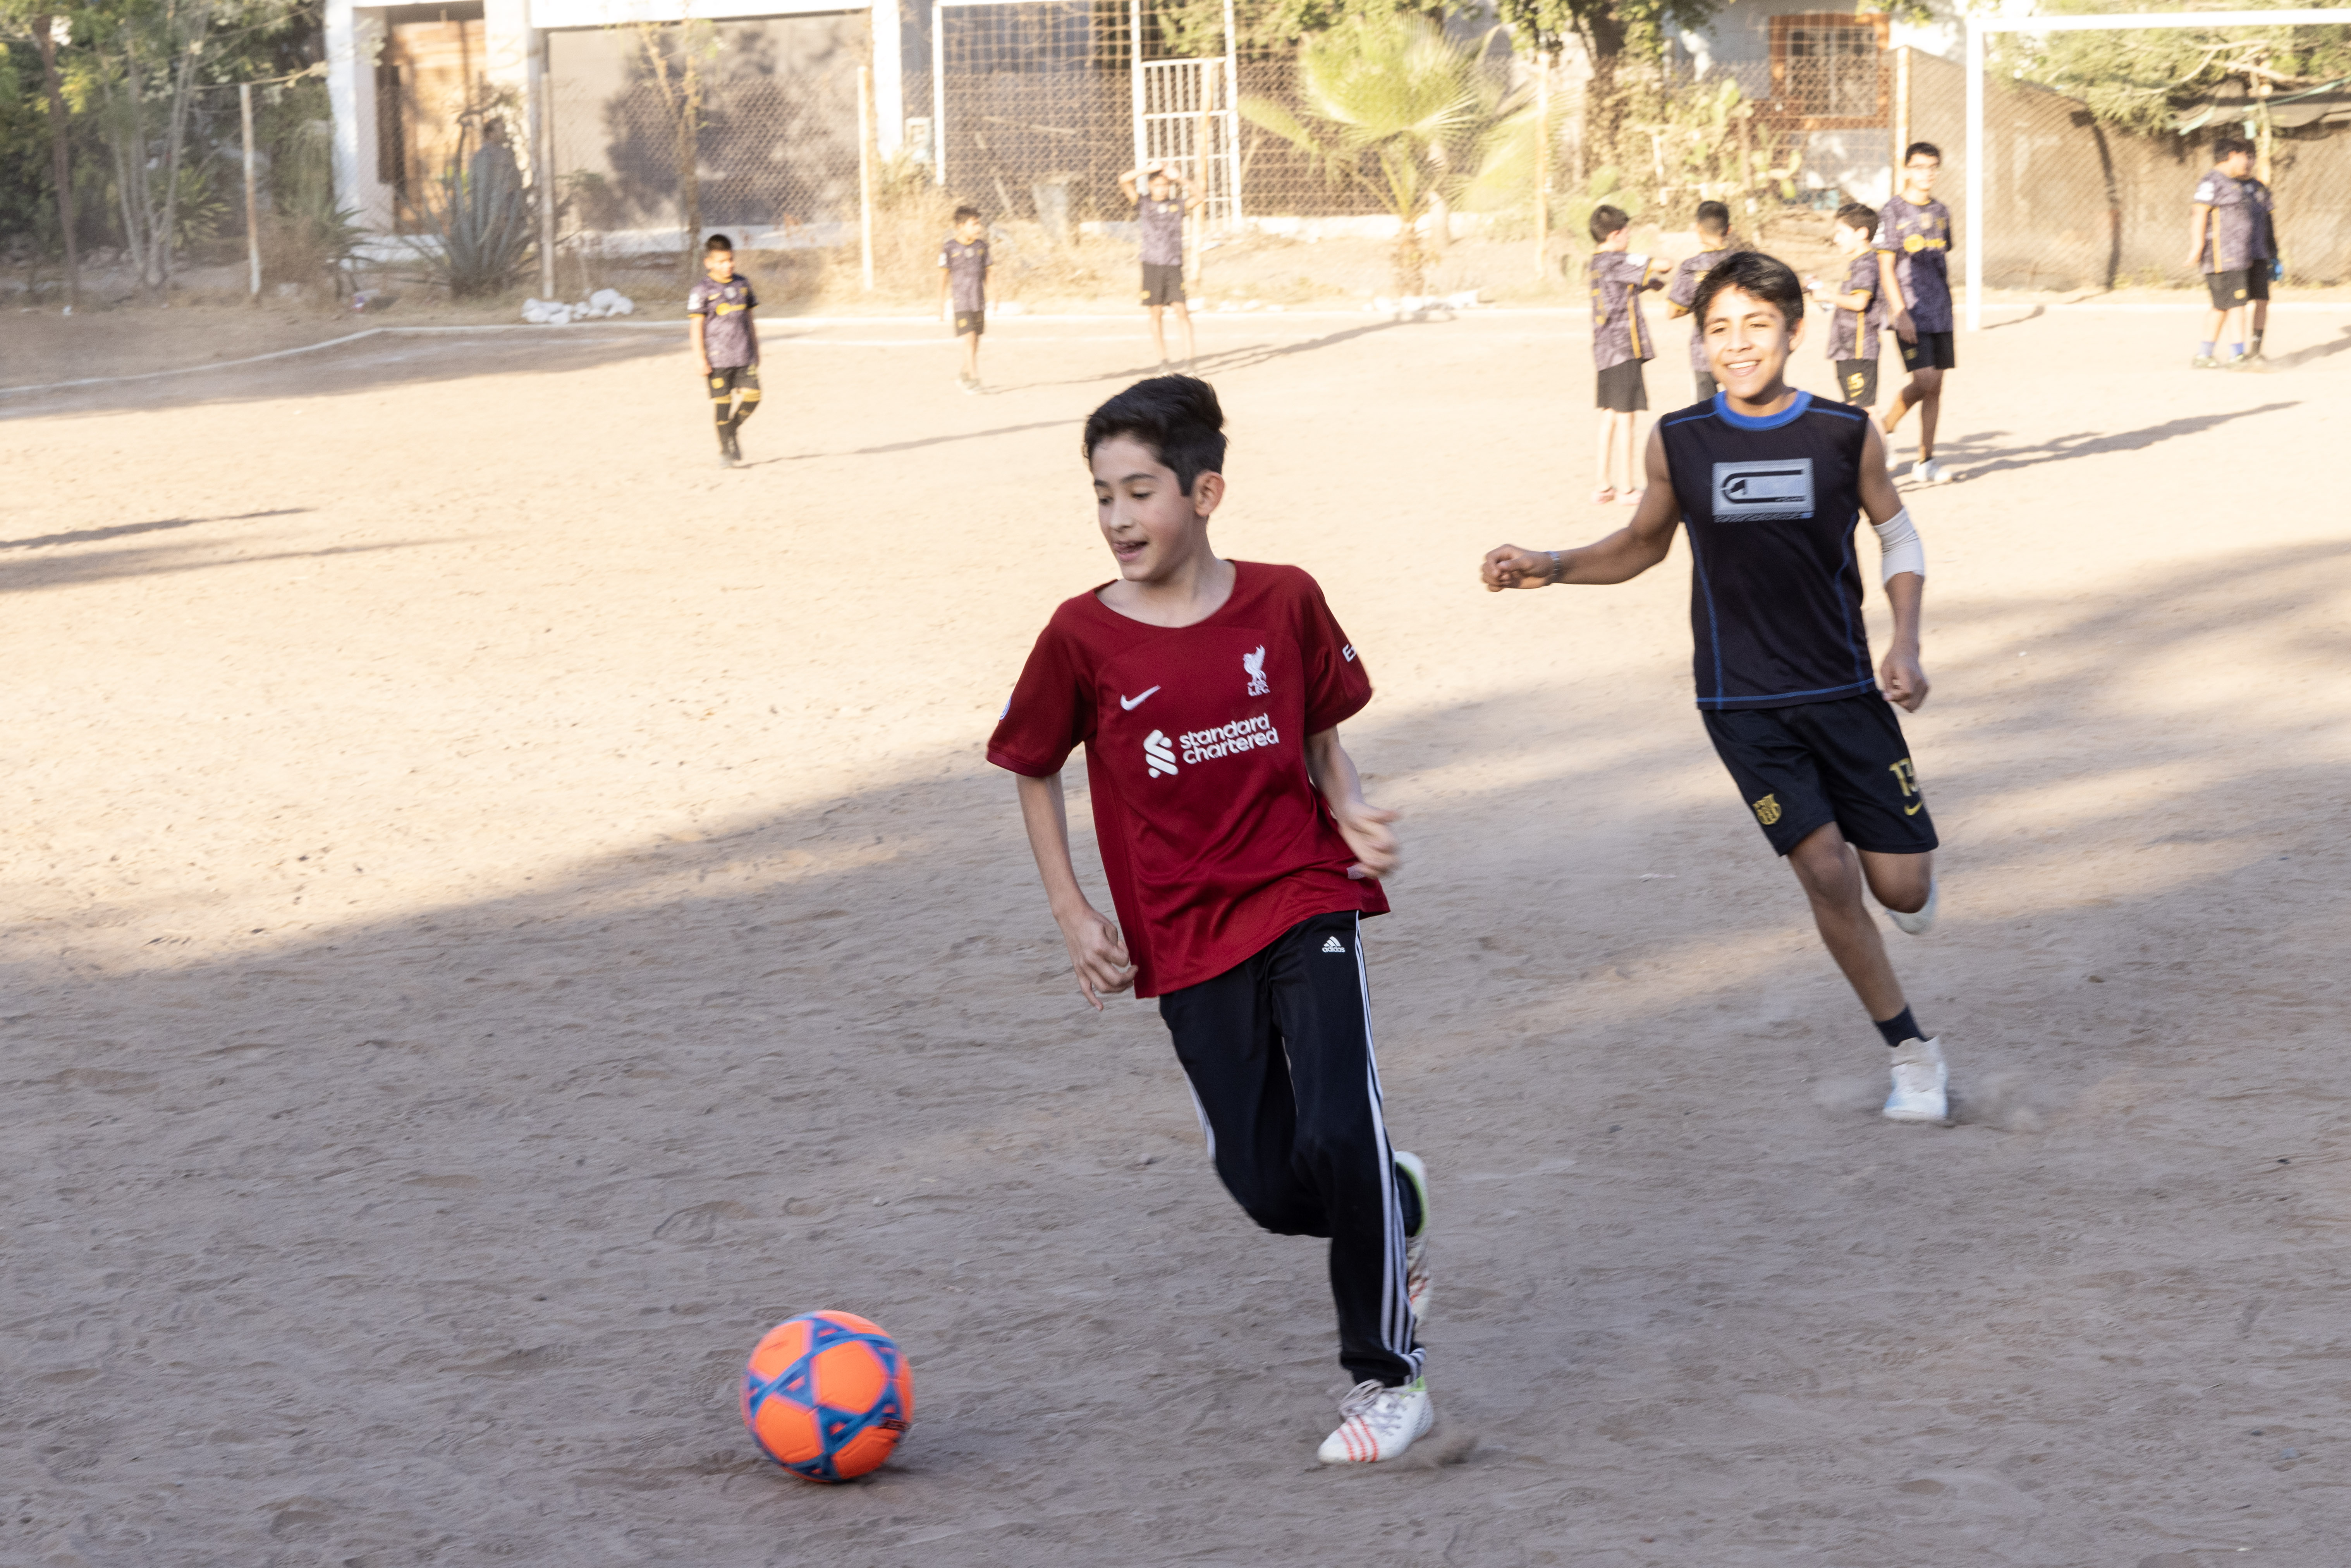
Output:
[1997, 0, 2351, 137]
[1240, 12, 1532, 291]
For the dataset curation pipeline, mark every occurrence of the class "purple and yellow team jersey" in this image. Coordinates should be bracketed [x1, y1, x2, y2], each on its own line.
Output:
[1873, 196, 1953, 334]
[687, 276, 758, 368]
[2237, 175, 2277, 263]
[1590, 252, 1658, 370]
[2193, 170, 2257, 273]
[1826, 250, 1883, 361]
[940, 237, 990, 312]
[1666, 247, 1734, 374]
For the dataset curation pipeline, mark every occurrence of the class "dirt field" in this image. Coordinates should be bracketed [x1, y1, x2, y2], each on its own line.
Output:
[3, 298, 2349, 1567]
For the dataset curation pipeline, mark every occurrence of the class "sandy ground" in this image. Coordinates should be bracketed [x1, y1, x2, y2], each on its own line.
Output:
[3, 297, 2350, 1568]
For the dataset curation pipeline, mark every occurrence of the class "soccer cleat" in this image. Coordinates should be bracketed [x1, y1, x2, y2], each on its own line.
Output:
[2231, 353, 2269, 373]
[1316, 1378, 1434, 1464]
[1883, 1036, 1950, 1124]
[2191, 354, 2220, 369]
[1393, 1149, 1432, 1322]
[1914, 457, 1949, 484]
[1887, 878, 1938, 936]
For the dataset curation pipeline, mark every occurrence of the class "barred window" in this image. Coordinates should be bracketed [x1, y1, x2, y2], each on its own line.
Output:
[1768, 12, 1888, 129]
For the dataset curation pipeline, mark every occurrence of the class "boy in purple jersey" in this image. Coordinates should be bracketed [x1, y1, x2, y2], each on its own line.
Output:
[1588, 204, 1671, 505]
[2239, 161, 2279, 365]
[939, 206, 992, 393]
[1118, 163, 1206, 372]
[687, 234, 760, 469]
[1808, 203, 1884, 408]
[1875, 143, 1955, 484]
[2187, 138, 2260, 369]
[1665, 200, 1739, 403]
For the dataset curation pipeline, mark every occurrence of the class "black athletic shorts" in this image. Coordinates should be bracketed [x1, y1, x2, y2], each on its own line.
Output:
[1836, 357, 1879, 407]
[2205, 268, 2268, 308]
[1597, 359, 1648, 412]
[707, 362, 759, 400]
[953, 309, 985, 337]
[1140, 262, 1185, 307]
[1693, 371, 1718, 404]
[1702, 692, 1938, 857]
[1897, 331, 1956, 373]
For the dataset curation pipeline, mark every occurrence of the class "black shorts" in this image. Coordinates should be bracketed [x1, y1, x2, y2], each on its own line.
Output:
[1693, 371, 1718, 404]
[1896, 331, 1956, 373]
[953, 309, 985, 337]
[1702, 692, 1938, 857]
[1140, 262, 1185, 307]
[2205, 268, 2268, 308]
[707, 362, 759, 398]
[1597, 359, 1648, 412]
[1836, 357, 1879, 407]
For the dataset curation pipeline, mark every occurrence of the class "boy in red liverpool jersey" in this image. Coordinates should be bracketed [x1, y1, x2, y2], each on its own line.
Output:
[987, 376, 1434, 1464]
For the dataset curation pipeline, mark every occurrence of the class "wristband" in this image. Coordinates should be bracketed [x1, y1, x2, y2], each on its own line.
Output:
[1546, 550, 1564, 585]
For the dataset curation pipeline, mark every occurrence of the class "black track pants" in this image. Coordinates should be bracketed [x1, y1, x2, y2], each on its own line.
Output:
[1157, 910, 1423, 1388]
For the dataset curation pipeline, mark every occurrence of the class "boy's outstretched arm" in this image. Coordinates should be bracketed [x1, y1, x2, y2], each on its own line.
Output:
[690, 313, 709, 377]
[1878, 248, 1914, 343]
[1015, 771, 1136, 1009]
[1482, 428, 1681, 589]
[1857, 420, 1929, 711]
[1303, 728, 1398, 881]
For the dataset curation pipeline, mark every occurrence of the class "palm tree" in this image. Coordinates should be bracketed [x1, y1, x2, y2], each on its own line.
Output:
[1241, 15, 1534, 294]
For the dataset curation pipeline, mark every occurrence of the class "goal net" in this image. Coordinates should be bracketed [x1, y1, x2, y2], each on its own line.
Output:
[1955, 7, 2351, 326]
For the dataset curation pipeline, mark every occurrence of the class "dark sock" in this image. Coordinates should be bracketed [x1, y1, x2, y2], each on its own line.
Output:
[1873, 1006, 1922, 1049]
[2251, 329, 2265, 354]
[1394, 1162, 1424, 1237]
[732, 392, 760, 428]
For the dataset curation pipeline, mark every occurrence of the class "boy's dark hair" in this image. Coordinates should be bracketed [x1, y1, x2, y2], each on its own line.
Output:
[2214, 134, 2255, 160]
[704, 233, 734, 254]
[1589, 204, 1630, 244]
[1834, 201, 1878, 235]
[1692, 251, 1805, 333]
[952, 204, 982, 224]
[1903, 141, 1942, 166]
[1695, 200, 1731, 238]
[1083, 376, 1227, 496]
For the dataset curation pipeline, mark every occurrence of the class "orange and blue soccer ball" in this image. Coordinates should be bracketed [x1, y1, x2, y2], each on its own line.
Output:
[741, 1310, 914, 1482]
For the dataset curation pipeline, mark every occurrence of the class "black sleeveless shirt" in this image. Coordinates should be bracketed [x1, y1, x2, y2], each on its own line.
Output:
[1657, 391, 1877, 710]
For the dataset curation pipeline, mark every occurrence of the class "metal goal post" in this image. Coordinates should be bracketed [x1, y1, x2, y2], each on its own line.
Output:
[1964, 8, 2351, 330]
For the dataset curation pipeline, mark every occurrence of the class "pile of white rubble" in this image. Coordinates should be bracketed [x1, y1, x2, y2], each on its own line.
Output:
[521, 289, 635, 325]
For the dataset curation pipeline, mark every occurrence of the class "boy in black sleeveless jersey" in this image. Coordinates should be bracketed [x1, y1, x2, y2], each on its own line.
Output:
[1479, 252, 1953, 1124]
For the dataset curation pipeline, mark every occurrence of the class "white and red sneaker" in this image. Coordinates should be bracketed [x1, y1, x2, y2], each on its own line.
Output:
[1316, 1378, 1434, 1464]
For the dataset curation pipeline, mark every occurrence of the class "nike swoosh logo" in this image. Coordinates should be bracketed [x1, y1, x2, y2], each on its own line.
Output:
[1119, 687, 1160, 711]
[1904, 801, 1924, 816]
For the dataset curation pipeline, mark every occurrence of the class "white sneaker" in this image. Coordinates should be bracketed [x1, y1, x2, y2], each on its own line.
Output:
[1888, 878, 1938, 936]
[1883, 1036, 1950, 1123]
[1316, 1378, 1433, 1464]
[1393, 1150, 1432, 1322]
[1915, 457, 1954, 484]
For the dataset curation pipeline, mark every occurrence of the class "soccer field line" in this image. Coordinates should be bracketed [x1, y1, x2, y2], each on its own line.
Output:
[6, 300, 2347, 400]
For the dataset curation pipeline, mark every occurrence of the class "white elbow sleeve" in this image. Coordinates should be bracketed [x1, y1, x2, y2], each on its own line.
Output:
[1873, 506, 1925, 584]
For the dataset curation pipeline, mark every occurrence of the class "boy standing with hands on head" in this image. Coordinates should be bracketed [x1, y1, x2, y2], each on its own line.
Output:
[1118, 162, 1206, 372]
[1875, 143, 1956, 483]
[1665, 199, 1739, 404]
[1588, 204, 1670, 505]
[1481, 251, 1953, 1125]
[940, 206, 992, 393]
[988, 376, 1435, 1465]
[687, 233, 760, 468]
[1810, 203, 1885, 408]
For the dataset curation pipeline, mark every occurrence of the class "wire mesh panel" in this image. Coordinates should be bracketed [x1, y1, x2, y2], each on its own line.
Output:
[547, 17, 863, 252]
[1139, 56, 1240, 236]
[933, 0, 1135, 229]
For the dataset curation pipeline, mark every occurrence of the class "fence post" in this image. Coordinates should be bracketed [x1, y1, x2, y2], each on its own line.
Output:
[241, 82, 262, 302]
[1964, 19, 1982, 332]
[1891, 46, 1909, 196]
[931, 3, 946, 187]
[1222, 0, 1240, 226]
[1534, 54, 1549, 278]
[1130, 0, 1145, 175]
[536, 33, 558, 299]
[858, 64, 876, 291]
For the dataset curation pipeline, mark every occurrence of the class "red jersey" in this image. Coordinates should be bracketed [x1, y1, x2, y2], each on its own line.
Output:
[987, 561, 1388, 997]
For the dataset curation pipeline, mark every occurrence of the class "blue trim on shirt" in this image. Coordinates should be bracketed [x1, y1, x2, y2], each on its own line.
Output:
[1684, 524, 1726, 703]
[1710, 389, 1813, 430]
[1695, 676, 1878, 711]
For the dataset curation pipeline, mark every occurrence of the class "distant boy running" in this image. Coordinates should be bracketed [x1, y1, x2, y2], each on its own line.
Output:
[1118, 162, 1206, 373]
[1481, 252, 1954, 1125]
[687, 233, 759, 469]
[1810, 202, 1884, 408]
[939, 206, 991, 393]
[2187, 138, 2260, 369]
[1588, 204, 1670, 505]
[1665, 199, 1739, 403]
[1875, 143, 1956, 483]
[988, 376, 1436, 1463]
